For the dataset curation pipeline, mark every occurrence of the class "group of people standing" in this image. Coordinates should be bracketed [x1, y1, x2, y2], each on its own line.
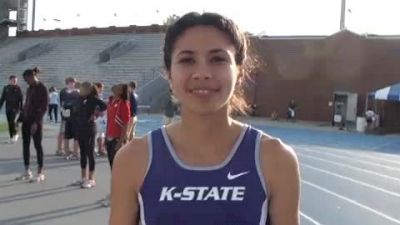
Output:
[0, 69, 139, 194]
[52, 77, 139, 190]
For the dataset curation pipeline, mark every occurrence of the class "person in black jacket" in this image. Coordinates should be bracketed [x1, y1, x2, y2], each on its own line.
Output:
[75, 82, 106, 189]
[0, 75, 23, 143]
[17, 67, 48, 182]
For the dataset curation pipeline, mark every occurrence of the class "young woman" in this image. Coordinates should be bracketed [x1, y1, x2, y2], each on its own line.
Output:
[18, 67, 48, 182]
[75, 82, 106, 189]
[110, 12, 300, 225]
[101, 84, 130, 206]
[106, 84, 130, 168]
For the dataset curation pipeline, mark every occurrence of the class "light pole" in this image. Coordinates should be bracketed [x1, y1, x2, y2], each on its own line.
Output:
[32, 0, 36, 31]
[340, 0, 346, 30]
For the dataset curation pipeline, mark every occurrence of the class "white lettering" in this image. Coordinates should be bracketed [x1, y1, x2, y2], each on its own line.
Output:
[220, 187, 234, 201]
[232, 187, 246, 201]
[181, 187, 196, 201]
[159, 186, 246, 201]
[196, 187, 209, 201]
[204, 187, 221, 201]
[159, 187, 176, 201]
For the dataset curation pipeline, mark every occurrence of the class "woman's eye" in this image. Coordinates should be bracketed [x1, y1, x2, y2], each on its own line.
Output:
[211, 56, 227, 63]
[178, 57, 195, 64]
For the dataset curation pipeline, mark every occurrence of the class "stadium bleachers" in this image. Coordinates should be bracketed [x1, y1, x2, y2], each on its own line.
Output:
[0, 33, 165, 105]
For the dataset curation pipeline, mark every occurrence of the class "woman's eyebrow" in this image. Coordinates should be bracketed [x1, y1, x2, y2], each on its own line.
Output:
[176, 50, 195, 57]
[209, 49, 226, 54]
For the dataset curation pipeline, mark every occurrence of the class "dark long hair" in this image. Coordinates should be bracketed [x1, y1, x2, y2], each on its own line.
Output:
[22, 67, 40, 78]
[120, 84, 129, 101]
[80, 81, 99, 98]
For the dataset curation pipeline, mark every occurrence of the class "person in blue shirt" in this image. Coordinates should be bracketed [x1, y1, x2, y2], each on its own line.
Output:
[127, 81, 138, 140]
[110, 12, 300, 225]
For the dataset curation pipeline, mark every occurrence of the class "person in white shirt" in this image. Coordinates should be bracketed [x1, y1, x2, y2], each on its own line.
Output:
[365, 107, 375, 129]
[48, 86, 60, 123]
[94, 82, 107, 156]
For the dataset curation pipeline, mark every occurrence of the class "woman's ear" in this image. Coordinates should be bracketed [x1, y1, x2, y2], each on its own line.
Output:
[164, 69, 174, 92]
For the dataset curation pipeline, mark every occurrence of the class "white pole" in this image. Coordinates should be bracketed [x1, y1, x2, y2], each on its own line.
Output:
[340, 0, 346, 30]
[31, 0, 36, 31]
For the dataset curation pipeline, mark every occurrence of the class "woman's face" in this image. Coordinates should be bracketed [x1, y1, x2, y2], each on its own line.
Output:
[168, 25, 239, 116]
[80, 85, 91, 96]
[112, 85, 123, 97]
[23, 75, 34, 85]
[9, 77, 17, 85]
[67, 81, 75, 90]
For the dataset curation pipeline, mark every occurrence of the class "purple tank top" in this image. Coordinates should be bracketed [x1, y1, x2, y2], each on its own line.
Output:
[139, 125, 269, 225]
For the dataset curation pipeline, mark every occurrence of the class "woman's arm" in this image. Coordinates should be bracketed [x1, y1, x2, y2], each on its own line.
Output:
[17, 86, 23, 111]
[110, 136, 149, 225]
[95, 97, 107, 112]
[261, 137, 300, 225]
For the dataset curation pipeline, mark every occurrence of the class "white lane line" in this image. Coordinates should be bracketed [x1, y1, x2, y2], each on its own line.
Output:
[298, 153, 400, 183]
[295, 144, 400, 166]
[302, 180, 400, 224]
[298, 148, 400, 172]
[301, 163, 400, 198]
[371, 142, 400, 151]
[300, 211, 322, 225]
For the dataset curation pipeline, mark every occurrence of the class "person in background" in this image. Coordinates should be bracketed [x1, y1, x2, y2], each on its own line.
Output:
[365, 107, 376, 130]
[74, 81, 81, 90]
[163, 88, 177, 125]
[75, 82, 107, 189]
[127, 81, 138, 140]
[59, 77, 80, 159]
[48, 86, 60, 123]
[287, 99, 297, 122]
[17, 67, 48, 182]
[101, 84, 130, 206]
[0, 75, 23, 144]
[94, 82, 107, 156]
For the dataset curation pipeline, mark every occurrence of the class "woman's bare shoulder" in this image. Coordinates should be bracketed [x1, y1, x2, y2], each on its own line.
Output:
[113, 134, 151, 192]
[258, 132, 299, 195]
[259, 133, 298, 165]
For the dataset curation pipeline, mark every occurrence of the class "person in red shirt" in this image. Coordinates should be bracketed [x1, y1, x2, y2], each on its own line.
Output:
[102, 83, 130, 206]
[106, 84, 131, 168]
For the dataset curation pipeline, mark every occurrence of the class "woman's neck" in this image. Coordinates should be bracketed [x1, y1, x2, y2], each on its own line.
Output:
[176, 106, 241, 145]
[167, 106, 244, 165]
